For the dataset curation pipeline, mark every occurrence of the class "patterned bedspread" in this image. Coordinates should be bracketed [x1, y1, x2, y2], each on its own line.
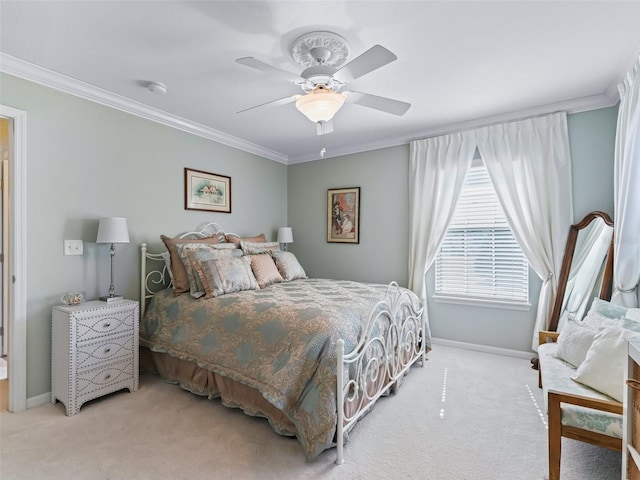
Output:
[140, 278, 429, 459]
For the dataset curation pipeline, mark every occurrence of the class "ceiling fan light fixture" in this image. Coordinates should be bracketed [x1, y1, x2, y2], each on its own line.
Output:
[295, 85, 346, 123]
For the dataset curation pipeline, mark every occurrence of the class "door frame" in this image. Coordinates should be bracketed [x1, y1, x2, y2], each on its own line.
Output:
[0, 104, 27, 412]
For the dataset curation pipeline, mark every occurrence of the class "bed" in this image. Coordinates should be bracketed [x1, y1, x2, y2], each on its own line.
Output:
[139, 223, 430, 463]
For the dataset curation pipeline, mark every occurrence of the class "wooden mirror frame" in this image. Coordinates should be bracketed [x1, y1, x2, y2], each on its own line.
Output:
[548, 211, 614, 332]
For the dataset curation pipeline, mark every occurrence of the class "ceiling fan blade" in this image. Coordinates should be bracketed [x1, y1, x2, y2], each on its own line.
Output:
[316, 120, 334, 136]
[235, 57, 303, 84]
[237, 95, 298, 114]
[346, 91, 411, 116]
[332, 45, 397, 84]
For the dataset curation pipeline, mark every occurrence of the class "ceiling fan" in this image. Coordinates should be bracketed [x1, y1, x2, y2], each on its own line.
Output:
[235, 31, 411, 135]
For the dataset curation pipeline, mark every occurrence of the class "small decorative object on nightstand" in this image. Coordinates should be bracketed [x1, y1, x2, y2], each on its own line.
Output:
[51, 299, 139, 416]
[61, 292, 84, 306]
[623, 341, 640, 479]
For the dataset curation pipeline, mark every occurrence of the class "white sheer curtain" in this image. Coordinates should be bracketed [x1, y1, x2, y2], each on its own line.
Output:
[408, 132, 476, 303]
[476, 112, 574, 350]
[611, 54, 640, 307]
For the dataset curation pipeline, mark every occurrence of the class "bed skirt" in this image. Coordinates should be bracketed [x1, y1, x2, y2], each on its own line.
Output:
[140, 346, 298, 437]
[140, 346, 392, 447]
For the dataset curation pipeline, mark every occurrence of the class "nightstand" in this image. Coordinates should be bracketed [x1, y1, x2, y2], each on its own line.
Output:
[51, 299, 139, 416]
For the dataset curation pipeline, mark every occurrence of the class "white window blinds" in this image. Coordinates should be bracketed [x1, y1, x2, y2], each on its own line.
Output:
[435, 162, 529, 304]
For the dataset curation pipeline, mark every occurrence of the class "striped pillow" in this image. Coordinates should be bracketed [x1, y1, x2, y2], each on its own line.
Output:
[272, 251, 307, 281]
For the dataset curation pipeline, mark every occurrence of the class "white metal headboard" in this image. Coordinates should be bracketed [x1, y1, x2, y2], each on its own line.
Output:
[139, 222, 239, 318]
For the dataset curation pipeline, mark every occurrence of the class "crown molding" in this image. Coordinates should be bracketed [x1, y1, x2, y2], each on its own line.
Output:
[0, 53, 288, 164]
[1, 52, 625, 166]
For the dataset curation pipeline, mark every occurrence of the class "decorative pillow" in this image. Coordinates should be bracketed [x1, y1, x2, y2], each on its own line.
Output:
[241, 241, 280, 255]
[249, 254, 283, 288]
[175, 243, 240, 298]
[571, 326, 640, 402]
[160, 234, 219, 295]
[621, 314, 640, 334]
[585, 301, 640, 332]
[194, 256, 258, 298]
[581, 308, 640, 335]
[588, 297, 630, 320]
[555, 318, 598, 368]
[225, 233, 267, 246]
[272, 251, 307, 281]
[625, 308, 640, 323]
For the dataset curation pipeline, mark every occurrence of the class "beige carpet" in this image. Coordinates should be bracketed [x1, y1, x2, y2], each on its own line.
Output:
[0, 345, 621, 479]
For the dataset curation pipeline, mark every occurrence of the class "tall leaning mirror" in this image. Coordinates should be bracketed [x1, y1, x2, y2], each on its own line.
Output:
[548, 211, 614, 332]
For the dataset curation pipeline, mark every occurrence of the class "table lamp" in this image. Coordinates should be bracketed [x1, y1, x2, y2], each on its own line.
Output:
[96, 217, 129, 302]
[277, 227, 293, 251]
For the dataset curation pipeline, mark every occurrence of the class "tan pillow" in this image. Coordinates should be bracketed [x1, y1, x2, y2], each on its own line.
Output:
[160, 234, 219, 295]
[249, 254, 283, 288]
[241, 241, 280, 255]
[225, 233, 267, 246]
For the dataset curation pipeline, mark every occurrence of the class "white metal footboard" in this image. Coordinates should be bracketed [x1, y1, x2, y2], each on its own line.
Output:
[335, 281, 426, 465]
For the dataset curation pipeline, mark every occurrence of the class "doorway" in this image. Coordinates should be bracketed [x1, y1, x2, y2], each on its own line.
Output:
[0, 104, 27, 413]
[0, 117, 9, 411]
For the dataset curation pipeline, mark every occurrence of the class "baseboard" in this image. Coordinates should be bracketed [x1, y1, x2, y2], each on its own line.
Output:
[27, 392, 51, 409]
[24, 344, 531, 409]
[431, 337, 534, 360]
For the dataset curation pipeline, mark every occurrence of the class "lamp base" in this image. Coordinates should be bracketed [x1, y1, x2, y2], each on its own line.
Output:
[99, 295, 124, 302]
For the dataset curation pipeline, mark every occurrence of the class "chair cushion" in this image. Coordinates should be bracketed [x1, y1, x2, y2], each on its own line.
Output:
[538, 342, 622, 439]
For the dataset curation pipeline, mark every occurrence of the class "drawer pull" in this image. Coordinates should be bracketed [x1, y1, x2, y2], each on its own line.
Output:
[104, 348, 111, 354]
[105, 374, 111, 380]
[103, 322, 111, 328]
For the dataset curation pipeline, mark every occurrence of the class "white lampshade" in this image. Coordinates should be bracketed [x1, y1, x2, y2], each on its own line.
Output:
[295, 86, 346, 123]
[96, 217, 130, 244]
[277, 227, 293, 244]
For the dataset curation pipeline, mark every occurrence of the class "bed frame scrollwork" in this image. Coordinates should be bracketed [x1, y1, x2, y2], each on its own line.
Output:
[336, 282, 426, 464]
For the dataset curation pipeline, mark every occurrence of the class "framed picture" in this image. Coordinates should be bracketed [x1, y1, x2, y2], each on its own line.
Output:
[184, 168, 231, 213]
[327, 187, 360, 244]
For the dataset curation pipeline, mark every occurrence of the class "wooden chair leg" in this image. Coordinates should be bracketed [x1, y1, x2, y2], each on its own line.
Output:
[548, 392, 562, 480]
[538, 366, 542, 389]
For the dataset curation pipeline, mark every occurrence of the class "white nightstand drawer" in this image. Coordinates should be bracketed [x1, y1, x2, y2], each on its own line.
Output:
[75, 307, 136, 342]
[76, 334, 134, 371]
[76, 357, 135, 401]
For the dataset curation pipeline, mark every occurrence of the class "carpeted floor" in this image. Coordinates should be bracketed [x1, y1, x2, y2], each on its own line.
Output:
[0, 345, 621, 479]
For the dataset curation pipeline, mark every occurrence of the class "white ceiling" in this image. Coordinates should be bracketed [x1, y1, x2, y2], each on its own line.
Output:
[1, 1, 640, 164]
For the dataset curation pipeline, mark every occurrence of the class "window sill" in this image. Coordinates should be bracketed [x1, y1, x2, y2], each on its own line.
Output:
[433, 294, 531, 311]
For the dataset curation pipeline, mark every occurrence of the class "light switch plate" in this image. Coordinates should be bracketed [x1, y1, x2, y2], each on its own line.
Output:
[64, 240, 83, 256]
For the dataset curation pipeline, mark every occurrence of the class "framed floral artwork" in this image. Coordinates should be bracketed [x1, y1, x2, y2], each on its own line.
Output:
[184, 168, 231, 213]
[327, 187, 360, 243]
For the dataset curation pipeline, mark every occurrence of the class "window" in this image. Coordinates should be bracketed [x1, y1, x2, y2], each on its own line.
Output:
[435, 160, 529, 306]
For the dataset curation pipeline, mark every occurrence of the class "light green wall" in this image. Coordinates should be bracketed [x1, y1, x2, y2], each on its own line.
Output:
[0, 68, 619, 399]
[1, 73, 287, 399]
[289, 106, 618, 353]
[288, 145, 410, 285]
[569, 106, 617, 221]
